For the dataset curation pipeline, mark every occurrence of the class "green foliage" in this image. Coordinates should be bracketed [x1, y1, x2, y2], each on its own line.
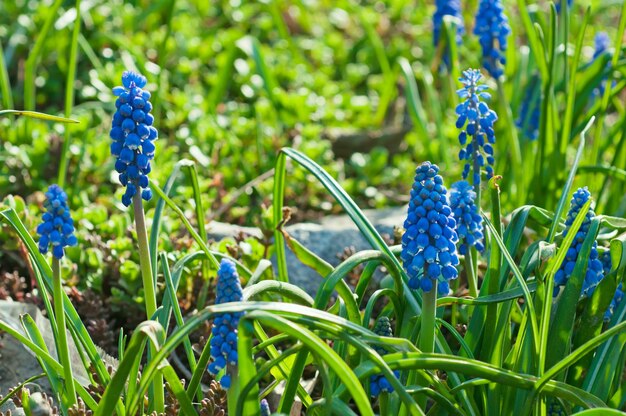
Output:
[1, 0, 626, 415]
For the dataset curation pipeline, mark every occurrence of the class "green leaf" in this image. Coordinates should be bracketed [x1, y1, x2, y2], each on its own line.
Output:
[546, 215, 600, 375]
[0, 109, 79, 123]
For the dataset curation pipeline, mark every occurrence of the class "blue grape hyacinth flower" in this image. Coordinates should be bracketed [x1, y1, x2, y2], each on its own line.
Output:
[553, 188, 604, 297]
[369, 317, 399, 397]
[433, 0, 464, 68]
[37, 185, 78, 259]
[593, 32, 610, 60]
[516, 74, 541, 141]
[449, 181, 484, 255]
[474, 0, 510, 79]
[260, 399, 271, 416]
[555, 0, 572, 13]
[208, 259, 244, 389]
[401, 161, 459, 293]
[605, 283, 624, 322]
[591, 32, 612, 99]
[110, 71, 158, 207]
[456, 69, 498, 186]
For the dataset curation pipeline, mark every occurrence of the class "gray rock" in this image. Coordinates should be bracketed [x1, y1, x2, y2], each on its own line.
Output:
[0, 300, 117, 411]
[208, 206, 406, 295]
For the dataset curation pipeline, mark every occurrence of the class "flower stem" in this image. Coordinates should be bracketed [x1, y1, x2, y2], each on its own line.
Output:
[420, 285, 438, 354]
[52, 258, 76, 407]
[227, 372, 240, 416]
[132, 192, 164, 413]
[465, 247, 478, 298]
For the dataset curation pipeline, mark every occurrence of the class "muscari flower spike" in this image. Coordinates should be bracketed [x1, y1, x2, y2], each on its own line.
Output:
[601, 251, 623, 321]
[401, 162, 459, 294]
[591, 32, 612, 99]
[433, 0, 464, 68]
[593, 32, 611, 60]
[449, 181, 484, 255]
[547, 399, 566, 416]
[207, 259, 243, 389]
[553, 188, 604, 298]
[369, 317, 399, 397]
[260, 399, 271, 416]
[516, 75, 541, 141]
[456, 69, 497, 186]
[37, 185, 78, 259]
[555, 0, 572, 14]
[474, 0, 510, 79]
[110, 71, 158, 207]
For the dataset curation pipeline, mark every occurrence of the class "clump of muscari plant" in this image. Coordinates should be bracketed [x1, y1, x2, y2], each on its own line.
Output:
[401, 161, 459, 294]
[208, 259, 243, 389]
[456, 69, 497, 186]
[110, 71, 157, 207]
[516, 75, 541, 140]
[37, 185, 77, 259]
[37, 184, 78, 406]
[474, 0, 510, 79]
[553, 187, 604, 297]
[369, 317, 399, 397]
[449, 180, 484, 255]
[433, 0, 464, 67]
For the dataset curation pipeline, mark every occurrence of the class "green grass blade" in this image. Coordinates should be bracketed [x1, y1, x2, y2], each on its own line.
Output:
[243, 280, 314, 305]
[558, 7, 589, 156]
[150, 181, 220, 270]
[0, 41, 13, 109]
[20, 314, 67, 412]
[149, 160, 184, 279]
[180, 161, 212, 307]
[398, 57, 430, 144]
[242, 311, 376, 416]
[159, 252, 196, 373]
[546, 217, 601, 372]
[97, 321, 166, 416]
[0, 109, 79, 123]
[547, 117, 594, 242]
[57, 0, 82, 188]
[539, 199, 592, 376]
[536, 320, 626, 394]
[482, 213, 540, 359]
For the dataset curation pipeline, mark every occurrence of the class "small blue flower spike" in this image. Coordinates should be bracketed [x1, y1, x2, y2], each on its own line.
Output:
[110, 71, 157, 207]
[553, 188, 604, 298]
[593, 32, 611, 60]
[601, 251, 623, 321]
[208, 259, 244, 389]
[555, 0, 572, 14]
[401, 161, 459, 293]
[547, 399, 566, 416]
[369, 317, 399, 397]
[433, 0, 464, 68]
[456, 69, 498, 186]
[474, 0, 510, 79]
[449, 181, 484, 255]
[591, 32, 612, 99]
[260, 398, 271, 416]
[37, 185, 77, 259]
[516, 74, 541, 141]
